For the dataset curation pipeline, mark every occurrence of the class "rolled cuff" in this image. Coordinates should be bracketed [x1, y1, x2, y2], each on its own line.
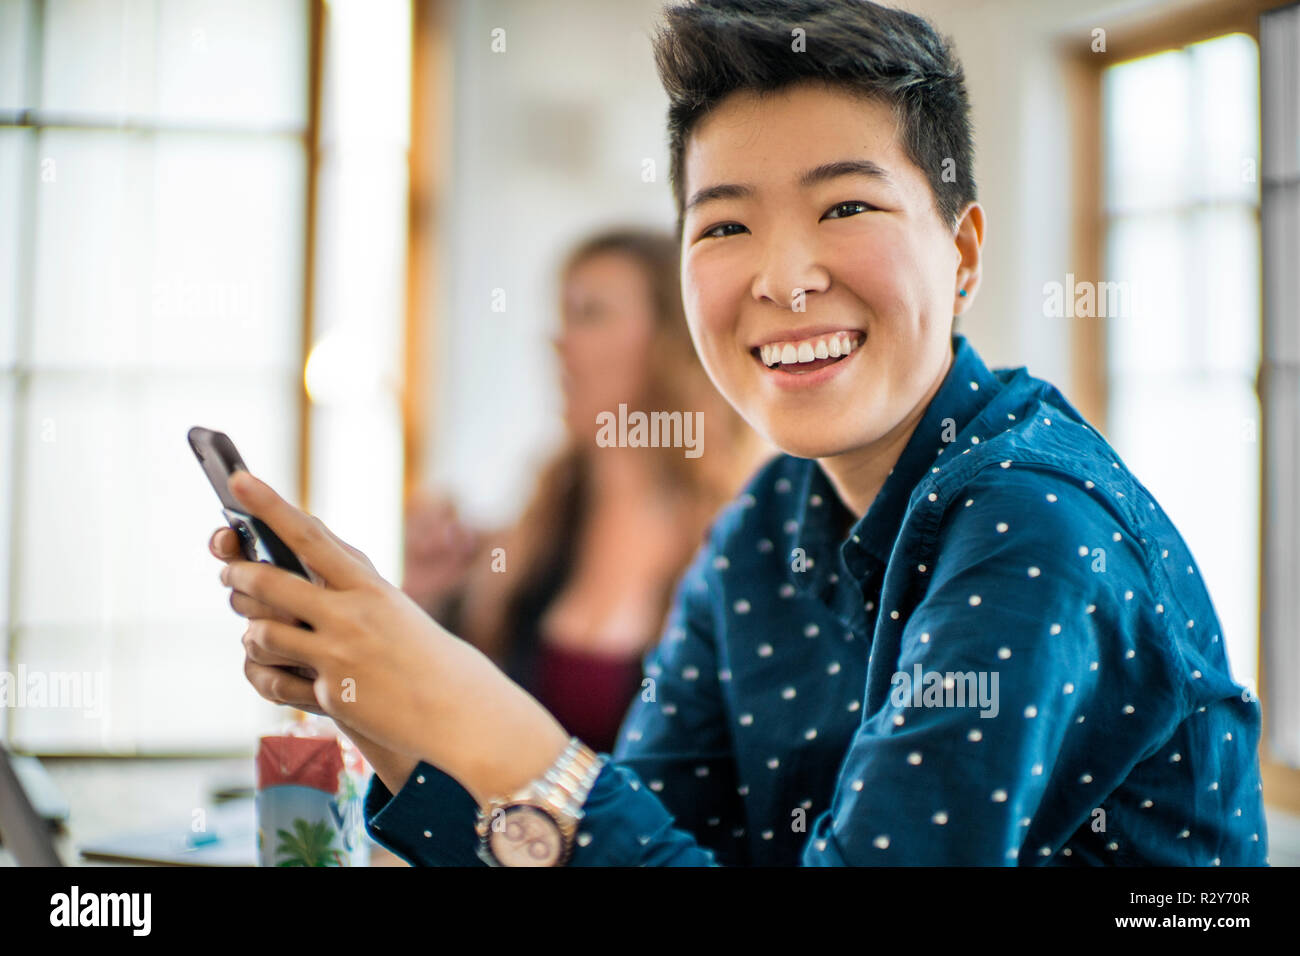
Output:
[363, 760, 486, 867]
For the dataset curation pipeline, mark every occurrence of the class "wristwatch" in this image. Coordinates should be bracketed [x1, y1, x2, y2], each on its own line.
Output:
[474, 737, 606, 867]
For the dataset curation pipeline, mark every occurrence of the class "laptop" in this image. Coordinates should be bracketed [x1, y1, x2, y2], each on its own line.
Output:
[1, 745, 258, 866]
[0, 744, 62, 866]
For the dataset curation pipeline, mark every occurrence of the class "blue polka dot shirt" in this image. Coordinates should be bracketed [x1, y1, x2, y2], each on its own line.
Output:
[363, 332, 1269, 866]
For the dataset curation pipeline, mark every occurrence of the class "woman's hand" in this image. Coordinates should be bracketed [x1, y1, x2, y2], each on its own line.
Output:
[401, 491, 480, 616]
[209, 523, 323, 693]
[214, 470, 570, 804]
[209, 521, 418, 792]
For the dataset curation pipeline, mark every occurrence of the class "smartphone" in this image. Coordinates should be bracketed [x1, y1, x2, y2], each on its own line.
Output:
[189, 426, 318, 681]
[187, 426, 312, 580]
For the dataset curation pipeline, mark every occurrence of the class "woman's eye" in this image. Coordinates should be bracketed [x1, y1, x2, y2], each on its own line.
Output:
[700, 222, 748, 240]
[823, 201, 875, 220]
[568, 304, 605, 324]
[698, 203, 875, 239]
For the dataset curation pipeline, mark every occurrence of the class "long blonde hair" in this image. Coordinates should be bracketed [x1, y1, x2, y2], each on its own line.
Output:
[455, 227, 765, 666]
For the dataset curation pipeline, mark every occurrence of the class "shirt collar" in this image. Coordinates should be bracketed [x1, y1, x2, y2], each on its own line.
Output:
[786, 332, 1001, 592]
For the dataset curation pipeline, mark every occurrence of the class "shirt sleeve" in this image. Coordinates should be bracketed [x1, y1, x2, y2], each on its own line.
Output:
[801, 464, 1182, 865]
[362, 517, 747, 867]
[363, 760, 487, 867]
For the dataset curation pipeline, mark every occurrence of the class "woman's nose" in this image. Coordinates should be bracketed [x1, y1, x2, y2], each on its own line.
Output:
[552, 333, 580, 378]
[751, 236, 831, 309]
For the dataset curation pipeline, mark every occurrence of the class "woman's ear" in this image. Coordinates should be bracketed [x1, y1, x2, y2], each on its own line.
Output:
[952, 201, 985, 312]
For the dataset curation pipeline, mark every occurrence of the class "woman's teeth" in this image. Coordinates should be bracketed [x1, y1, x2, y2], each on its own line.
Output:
[758, 331, 864, 368]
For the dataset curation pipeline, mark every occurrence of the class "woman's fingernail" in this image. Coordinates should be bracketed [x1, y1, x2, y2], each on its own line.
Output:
[232, 471, 260, 495]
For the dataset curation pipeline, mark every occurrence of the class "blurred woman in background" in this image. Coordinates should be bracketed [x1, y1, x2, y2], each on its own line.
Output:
[402, 227, 766, 754]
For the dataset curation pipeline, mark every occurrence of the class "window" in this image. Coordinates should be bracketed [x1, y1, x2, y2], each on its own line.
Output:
[2, 0, 412, 754]
[304, 0, 410, 588]
[1094, 4, 1300, 813]
[1101, 33, 1262, 708]
[1, 0, 314, 752]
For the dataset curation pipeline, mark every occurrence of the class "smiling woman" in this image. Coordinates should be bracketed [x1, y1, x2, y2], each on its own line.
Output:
[218, 0, 1269, 869]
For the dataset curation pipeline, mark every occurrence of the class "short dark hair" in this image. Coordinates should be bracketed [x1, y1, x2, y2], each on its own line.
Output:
[652, 0, 977, 240]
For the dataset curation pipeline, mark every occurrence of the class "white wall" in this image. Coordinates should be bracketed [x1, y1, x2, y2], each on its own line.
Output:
[421, 0, 676, 525]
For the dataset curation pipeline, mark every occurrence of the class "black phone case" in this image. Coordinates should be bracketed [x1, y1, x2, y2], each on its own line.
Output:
[189, 427, 317, 679]
[187, 426, 312, 582]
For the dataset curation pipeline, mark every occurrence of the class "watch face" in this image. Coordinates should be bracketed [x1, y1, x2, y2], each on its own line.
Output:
[488, 805, 563, 866]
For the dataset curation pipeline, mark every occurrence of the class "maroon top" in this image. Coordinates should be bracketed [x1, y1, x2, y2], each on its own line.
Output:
[532, 640, 646, 755]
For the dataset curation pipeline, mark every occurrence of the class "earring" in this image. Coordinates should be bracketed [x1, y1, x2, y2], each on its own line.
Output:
[958, 289, 967, 297]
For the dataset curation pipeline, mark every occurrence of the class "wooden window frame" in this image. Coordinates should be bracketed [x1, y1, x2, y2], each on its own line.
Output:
[299, 0, 324, 508]
[402, 0, 449, 509]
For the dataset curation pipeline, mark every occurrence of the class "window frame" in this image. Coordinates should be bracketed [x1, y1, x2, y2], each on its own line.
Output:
[403, 0, 448, 508]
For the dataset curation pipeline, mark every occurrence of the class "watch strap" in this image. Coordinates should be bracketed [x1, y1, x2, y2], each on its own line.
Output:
[475, 737, 606, 866]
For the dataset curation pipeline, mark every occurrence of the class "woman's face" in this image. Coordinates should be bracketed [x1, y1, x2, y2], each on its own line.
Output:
[555, 251, 658, 438]
[678, 81, 978, 460]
